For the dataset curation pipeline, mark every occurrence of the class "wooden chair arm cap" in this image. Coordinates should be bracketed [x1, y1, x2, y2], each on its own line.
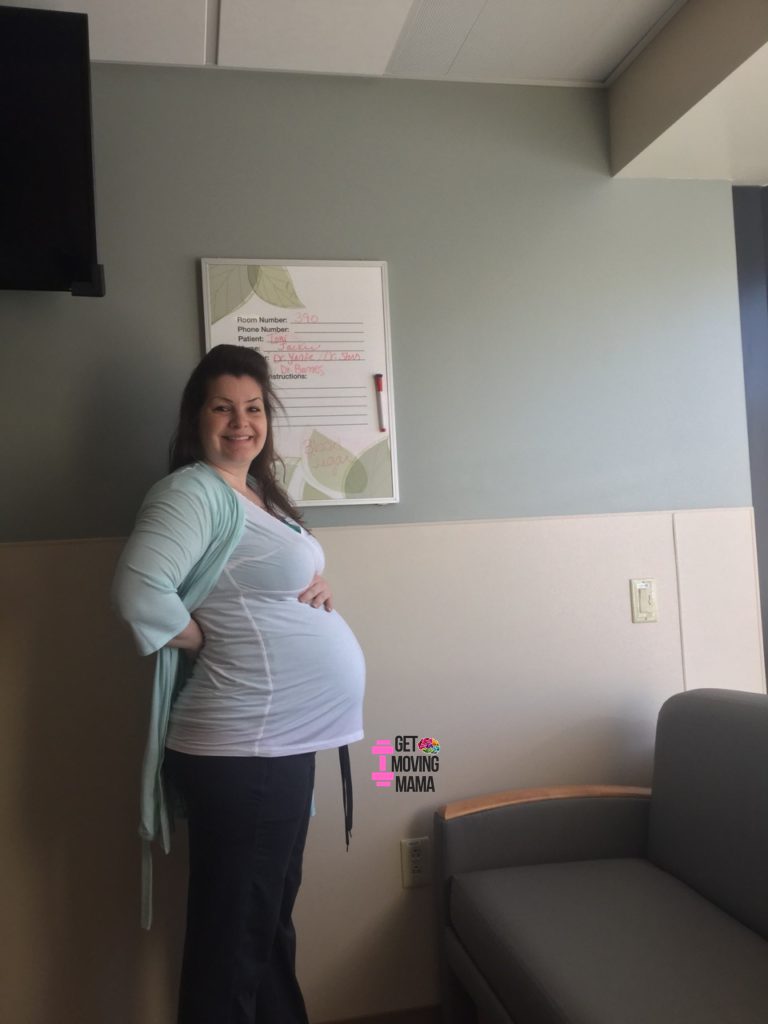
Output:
[439, 784, 651, 820]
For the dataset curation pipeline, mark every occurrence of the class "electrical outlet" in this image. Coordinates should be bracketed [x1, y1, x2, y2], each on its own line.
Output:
[400, 836, 432, 888]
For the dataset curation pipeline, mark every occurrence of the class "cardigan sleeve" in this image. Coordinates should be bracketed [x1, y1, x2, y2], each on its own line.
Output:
[112, 475, 216, 656]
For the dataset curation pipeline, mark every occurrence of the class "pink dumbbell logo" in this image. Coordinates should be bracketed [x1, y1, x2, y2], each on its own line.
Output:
[371, 738, 395, 788]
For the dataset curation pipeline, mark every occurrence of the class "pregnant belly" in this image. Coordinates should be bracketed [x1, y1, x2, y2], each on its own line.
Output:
[262, 606, 365, 692]
[191, 602, 365, 696]
[172, 603, 365, 754]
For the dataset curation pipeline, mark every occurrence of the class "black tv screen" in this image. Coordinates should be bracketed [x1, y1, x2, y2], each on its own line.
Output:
[0, 6, 105, 296]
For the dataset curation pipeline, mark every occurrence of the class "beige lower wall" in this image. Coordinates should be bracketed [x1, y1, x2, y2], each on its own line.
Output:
[0, 507, 763, 1023]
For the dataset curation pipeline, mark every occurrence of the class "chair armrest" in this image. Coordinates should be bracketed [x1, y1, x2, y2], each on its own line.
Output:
[440, 784, 650, 820]
[435, 785, 651, 885]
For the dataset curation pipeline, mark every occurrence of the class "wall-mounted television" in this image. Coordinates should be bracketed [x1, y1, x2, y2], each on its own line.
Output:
[0, 5, 105, 296]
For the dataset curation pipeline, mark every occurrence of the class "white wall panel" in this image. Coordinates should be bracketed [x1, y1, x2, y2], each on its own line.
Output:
[296, 506, 763, 1018]
[296, 507, 730, 1020]
[1, 506, 762, 1022]
[673, 508, 765, 691]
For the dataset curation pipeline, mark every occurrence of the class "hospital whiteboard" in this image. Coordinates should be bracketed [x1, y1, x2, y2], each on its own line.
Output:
[202, 258, 398, 506]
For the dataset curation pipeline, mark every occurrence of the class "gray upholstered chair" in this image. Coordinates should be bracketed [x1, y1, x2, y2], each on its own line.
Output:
[434, 688, 768, 1024]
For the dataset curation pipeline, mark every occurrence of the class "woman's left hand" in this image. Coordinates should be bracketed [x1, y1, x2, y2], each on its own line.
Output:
[299, 574, 333, 611]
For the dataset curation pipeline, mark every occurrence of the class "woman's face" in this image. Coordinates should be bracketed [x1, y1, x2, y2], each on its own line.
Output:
[198, 374, 268, 473]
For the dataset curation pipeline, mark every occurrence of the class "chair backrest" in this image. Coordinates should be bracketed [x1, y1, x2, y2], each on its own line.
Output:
[648, 688, 768, 939]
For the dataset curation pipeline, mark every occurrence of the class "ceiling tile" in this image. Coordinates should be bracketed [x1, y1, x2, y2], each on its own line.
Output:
[9, 0, 208, 65]
[385, 0, 486, 78]
[218, 0, 414, 75]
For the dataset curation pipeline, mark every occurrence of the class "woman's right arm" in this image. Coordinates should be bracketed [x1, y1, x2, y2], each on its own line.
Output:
[112, 477, 213, 656]
[167, 616, 205, 653]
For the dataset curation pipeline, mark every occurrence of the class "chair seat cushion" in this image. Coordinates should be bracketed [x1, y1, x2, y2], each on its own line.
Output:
[449, 858, 768, 1024]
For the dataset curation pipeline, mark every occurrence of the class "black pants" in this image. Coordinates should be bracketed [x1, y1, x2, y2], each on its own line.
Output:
[164, 749, 316, 1024]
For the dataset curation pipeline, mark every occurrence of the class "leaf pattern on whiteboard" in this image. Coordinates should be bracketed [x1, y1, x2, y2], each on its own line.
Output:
[247, 265, 304, 309]
[277, 457, 301, 491]
[304, 430, 355, 492]
[209, 264, 255, 323]
[302, 482, 329, 501]
[344, 439, 393, 498]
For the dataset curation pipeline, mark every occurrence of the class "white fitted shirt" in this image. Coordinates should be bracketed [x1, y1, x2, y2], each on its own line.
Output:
[165, 493, 365, 756]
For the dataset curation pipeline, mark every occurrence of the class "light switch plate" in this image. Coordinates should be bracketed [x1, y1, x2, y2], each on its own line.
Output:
[630, 578, 658, 623]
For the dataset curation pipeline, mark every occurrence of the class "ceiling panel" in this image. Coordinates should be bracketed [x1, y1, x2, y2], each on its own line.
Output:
[3, 0, 690, 85]
[385, 0, 486, 78]
[218, 0, 414, 75]
[8, 0, 208, 65]
[444, 0, 685, 85]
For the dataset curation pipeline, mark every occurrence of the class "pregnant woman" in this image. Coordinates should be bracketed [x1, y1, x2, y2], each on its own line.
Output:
[112, 344, 365, 1024]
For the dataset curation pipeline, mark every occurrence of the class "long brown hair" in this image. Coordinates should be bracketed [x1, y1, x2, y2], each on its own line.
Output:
[169, 345, 303, 525]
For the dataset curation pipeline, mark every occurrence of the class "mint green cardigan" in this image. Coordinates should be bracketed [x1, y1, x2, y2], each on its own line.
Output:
[112, 463, 246, 928]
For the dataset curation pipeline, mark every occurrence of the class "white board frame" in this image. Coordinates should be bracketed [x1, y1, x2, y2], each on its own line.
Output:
[201, 258, 399, 507]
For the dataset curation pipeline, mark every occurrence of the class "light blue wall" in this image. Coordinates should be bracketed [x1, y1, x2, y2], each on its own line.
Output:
[0, 66, 751, 540]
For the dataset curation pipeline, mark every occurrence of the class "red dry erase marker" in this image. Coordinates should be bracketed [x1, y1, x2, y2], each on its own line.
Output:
[373, 373, 386, 432]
